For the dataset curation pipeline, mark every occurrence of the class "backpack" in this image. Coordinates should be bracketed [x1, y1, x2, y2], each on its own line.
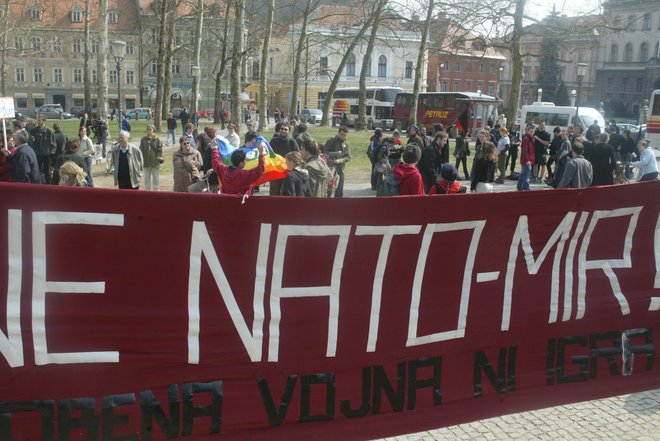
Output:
[376, 172, 400, 196]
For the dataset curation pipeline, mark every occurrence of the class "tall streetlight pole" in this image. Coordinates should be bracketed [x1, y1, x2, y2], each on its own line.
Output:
[575, 63, 588, 128]
[537, 88, 543, 103]
[191, 65, 200, 119]
[111, 40, 127, 138]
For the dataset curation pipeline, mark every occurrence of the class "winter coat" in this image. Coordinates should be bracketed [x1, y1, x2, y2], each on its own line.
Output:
[173, 148, 203, 192]
[392, 162, 424, 195]
[304, 156, 332, 197]
[282, 167, 312, 196]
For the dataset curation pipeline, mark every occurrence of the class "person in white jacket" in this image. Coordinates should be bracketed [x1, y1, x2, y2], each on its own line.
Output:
[629, 139, 659, 182]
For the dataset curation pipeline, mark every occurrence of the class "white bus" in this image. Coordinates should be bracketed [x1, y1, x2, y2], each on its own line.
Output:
[331, 87, 403, 129]
[647, 90, 660, 148]
[521, 103, 605, 132]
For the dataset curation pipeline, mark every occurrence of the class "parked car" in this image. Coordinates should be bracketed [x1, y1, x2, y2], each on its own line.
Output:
[33, 104, 72, 119]
[196, 108, 215, 119]
[125, 107, 151, 120]
[616, 123, 639, 133]
[70, 106, 86, 117]
[300, 108, 323, 124]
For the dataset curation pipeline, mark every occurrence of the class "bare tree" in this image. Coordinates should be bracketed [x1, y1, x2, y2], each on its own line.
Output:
[153, 0, 169, 132]
[211, 0, 232, 124]
[230, 0, 245, 131]
[0, 0, 35, 95]
[289, 0, 314, 119]
[409, 0, 434, 125]
[259, 0, 275, 131]
[83, 0, 91, 114]
[190, 0, 204, 117]
[320, 11, 377, 127]
[97, 0, 109, 119]
[357, 0, 388, 130]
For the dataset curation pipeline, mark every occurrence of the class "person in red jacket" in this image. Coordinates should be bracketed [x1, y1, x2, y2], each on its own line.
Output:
[392, 144, 424, 195]
[517, 124, 536, 191]
[211, 142, 265, 195]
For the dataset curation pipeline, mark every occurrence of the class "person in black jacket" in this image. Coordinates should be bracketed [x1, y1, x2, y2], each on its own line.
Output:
[282, 151, 311, 196]
[30, 117, 56, 184]
[418, 132, 449, 193]
[269, 123, 299, 195]
[585, 132, 616, 186]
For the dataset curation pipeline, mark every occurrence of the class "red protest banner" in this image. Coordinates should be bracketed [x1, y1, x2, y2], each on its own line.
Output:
[0, 181, 659, 440]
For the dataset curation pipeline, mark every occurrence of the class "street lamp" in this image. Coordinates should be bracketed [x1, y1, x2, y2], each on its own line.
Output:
[191, 65, 200, 118]
[110, 40, 127, 137]
[575, 63, 588, 126]
[537, 88, 543, 103]
[570, 89, 577, 107]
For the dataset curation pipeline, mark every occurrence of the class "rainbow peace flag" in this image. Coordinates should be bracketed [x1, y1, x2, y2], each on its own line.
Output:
[214, 135, 289, 188]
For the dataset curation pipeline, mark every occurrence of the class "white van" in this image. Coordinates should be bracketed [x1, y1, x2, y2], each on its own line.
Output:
[521, 103, 605, 132]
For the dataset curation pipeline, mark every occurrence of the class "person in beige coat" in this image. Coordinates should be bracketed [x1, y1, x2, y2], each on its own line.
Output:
[173, 135, 203, 192]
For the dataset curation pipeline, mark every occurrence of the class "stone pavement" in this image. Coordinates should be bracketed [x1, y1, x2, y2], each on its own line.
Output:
[381, 388, 660, 441]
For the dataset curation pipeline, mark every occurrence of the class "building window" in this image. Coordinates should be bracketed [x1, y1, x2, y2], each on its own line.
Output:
[174, 31, 182, 47]
[455, 61, 461, 72]
[171, 58, 180, 74]
[636, 78, 643, 92]
[643, 13, 651, 31]
[607, 77, 614, 92]
[109, 69, 117, 84]
[150, 28, 159, 45]
[627, 15, 635, 31]
[441, 81, 448, 92]
[405, 61, 413, 79]
[378, 55, 387, 77]
[488, 83, 494, 95]
[73, 68, 83, 84]
[610, 44, 618, 62]
[31, 37, 42, 51]
[490, 64, 496, 74]
[13, 37, 23, 50]
[453, 81, 460, 92]
[319, 56, 328, 76]
[71, 8, 82, 23]
[108, 10, 118, 24]
[577, 51, 584, 62]
[478, 63, 483, 73]
[346, 53, 356, 77]
[91, 39, 97, 53]
[72, 38, 82, 53]
[33, 68, 42, 83]
[442, 61, 449, 71]
[613, 16, 621, 30]
[92, 69, 97, 83]
[126, 69, 134, 85]
[30, 7, 43, 21]
[639, 42, 649, 62]
[50, 38, 61, 52]
[150, 60, 157, 76]
[53, 68, 63, 83]
[126, 41, 134, 55]
[622, 78, 628, 92]
[477, 81, 484, 91]
[16, 97, 27, 108]
[624, 43, 633, 62]
[465, 80, 472, 91]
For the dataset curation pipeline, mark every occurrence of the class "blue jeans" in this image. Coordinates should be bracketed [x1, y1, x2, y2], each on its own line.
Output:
[168, 129, 176, 145]
[84, 155, 94, 187]
[100, 135, 107, 158]
[517, 164, 531, 190]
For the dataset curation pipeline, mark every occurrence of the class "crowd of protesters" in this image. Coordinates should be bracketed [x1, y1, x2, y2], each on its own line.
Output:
[0, 111, 656, 196]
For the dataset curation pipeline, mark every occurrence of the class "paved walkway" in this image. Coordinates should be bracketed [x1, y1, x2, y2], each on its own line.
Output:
[382, 388, 660, 441]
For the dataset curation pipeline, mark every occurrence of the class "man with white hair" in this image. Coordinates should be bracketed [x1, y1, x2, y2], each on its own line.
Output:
[4, 129, 41, 183]
[110, 130, 143, 189]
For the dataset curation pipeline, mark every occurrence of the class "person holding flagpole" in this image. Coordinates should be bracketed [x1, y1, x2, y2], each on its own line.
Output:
[211, 139, 265, 195]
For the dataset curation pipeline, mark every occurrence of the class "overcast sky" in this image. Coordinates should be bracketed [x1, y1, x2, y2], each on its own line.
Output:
[528, 0, 603, 20]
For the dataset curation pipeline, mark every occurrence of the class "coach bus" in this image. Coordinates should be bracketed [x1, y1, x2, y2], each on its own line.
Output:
[331, 87, 403, 129]
[392, 92, 502, 135]
[648, 89, 660, 147]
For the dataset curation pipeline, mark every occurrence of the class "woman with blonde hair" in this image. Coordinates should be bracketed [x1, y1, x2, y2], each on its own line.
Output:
[470, 141, 498, 192]
[58, 161, 88, 186]
[78, 126, 95, 186]
[282, 150, 311, 196]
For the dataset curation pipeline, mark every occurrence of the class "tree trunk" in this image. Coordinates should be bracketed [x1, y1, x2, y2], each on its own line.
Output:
[290, 0, 312, 120]
[162, 1, 177, 123]
[154, 0, 170, 133]
[230, 0, 245, 132]
[320, 14, 376, 127]
[97, 0, 109, 121]
[505, 0, 525, 129]
[259, 0, 275, 131]
[212, 0, 232, 124]
[191, 0, 204, 117]
[357, 0, 387, 131]
[83, 0, 91, 114]
[410, 0, 434, 126]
